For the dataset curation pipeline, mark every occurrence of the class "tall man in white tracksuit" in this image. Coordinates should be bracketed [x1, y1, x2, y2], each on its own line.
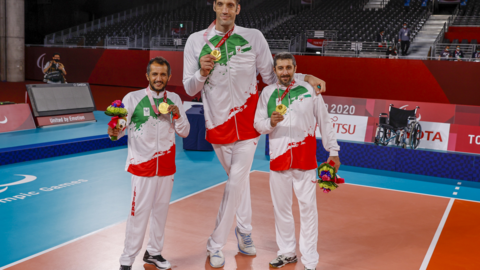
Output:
[254, 52, 341, 270]
[109, 57, 190, 270]
[182, 0, 327, 267]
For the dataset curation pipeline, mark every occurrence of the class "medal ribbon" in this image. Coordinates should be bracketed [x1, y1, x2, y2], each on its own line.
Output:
[276, 80, 296, 104]
[146, 86, 167, 115]
[203, 20, 235, 51]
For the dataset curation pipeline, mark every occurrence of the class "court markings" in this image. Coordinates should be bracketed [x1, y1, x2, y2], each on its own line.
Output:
[3, 169, 476, 270]
[0, 179, 228, 270]
[254, 170, 480, 270]
[419, 198, 455, 270]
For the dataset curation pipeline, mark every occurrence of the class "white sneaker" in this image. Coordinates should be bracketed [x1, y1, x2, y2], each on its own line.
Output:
[207, 250, 225, 268]
[235, 227, 256, 255]
[143, 250, 171, 269]
[269, 254, 298, 268]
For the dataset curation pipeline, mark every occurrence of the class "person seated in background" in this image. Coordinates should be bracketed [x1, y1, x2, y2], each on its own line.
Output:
[438, 46, 451, 61]
[453, 45, 464, 61]
[472, 47, 480, 62]
[386, 46, 398, 59]
[376, 30, 386, 47]
[43, 53, 67, 84]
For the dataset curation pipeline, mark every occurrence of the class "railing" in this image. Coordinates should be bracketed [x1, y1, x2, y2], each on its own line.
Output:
[447, 5, 460, 30]
[305, 30, 337, 40]
[432, 22, 446, 56]
[266, 39, 291, 51]
[322, 41, 358, 56]
[105, 37, 130, 49]
[44, 6, 150, 45]
[44, 0, 192, 45]
[451, 16, 480, 26]
[150, 36, 187, 50]
[433, 43, 476, 59]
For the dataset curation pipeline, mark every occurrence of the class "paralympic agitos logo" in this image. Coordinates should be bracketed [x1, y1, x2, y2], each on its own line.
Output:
[0, 175, 89, 204]
[0, 175, 37, 193]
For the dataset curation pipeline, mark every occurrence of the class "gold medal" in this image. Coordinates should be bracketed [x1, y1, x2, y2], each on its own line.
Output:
[275, 104, 287, 115]
[158, 102, 170, 114]
[210, 49, 221, 61]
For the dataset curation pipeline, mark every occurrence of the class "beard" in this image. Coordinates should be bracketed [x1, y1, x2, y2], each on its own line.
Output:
[150, 80, 167, 93]
[279, 75, 293, 87]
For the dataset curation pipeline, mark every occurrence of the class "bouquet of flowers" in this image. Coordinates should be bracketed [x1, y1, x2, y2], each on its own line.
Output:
[317, 160, 345, 194]
[105, 100, 128, 141]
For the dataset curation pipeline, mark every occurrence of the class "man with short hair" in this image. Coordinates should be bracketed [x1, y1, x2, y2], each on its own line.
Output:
[398, 23, 411, 56]
[110, 57, 190, 270]
[43, 53, 67, 84]
[254, 52, 340, 270]
[183, 0, 327, 267]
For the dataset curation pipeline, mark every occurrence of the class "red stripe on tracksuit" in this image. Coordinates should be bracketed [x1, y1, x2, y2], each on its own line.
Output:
[206, 91, 260, 145]
[270, 135, 318, 171]
[127, 144, 176, 177]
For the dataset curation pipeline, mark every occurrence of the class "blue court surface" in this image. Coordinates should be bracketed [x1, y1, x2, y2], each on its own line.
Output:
[1, 128, 480, 269]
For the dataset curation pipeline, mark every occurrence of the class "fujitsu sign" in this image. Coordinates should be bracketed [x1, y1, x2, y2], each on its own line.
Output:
[316, 114, 368, 142]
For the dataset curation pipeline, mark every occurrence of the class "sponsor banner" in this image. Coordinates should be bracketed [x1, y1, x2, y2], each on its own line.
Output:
[416, 121, 450, 151]
[36, 112, 96, 127]
[316, 114, 368, 142]
[450, 124, 480, 154]
[374, 100, 456, 123]
[0, 104, 36, 133]
[307, 39, 325, 49]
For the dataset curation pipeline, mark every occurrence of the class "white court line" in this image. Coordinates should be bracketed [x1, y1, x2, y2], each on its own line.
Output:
[419, 198, 455, 270]
[0, 179, 228, 270]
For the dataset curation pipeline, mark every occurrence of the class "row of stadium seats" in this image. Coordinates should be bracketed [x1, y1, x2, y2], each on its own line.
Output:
[442, 38, 478, 45]
[457, 0, 480, 17]
[265, 0, 429, 42]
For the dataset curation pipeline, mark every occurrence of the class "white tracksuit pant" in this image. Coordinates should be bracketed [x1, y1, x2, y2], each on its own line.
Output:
[270, 168, 319, 269]
[119, 174, 174, 266]
[207, 136, 260, 252]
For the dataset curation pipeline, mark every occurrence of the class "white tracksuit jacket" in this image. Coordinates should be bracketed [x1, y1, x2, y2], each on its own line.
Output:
[116, 89, 190, 177]
[254, 81, 340, 171]
[183, 25, 305, 144]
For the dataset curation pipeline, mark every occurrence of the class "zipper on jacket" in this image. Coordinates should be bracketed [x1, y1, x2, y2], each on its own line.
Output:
[225, 40, 241, 141]
[288, 91, 293, 169]
[155, 97, 159, 176]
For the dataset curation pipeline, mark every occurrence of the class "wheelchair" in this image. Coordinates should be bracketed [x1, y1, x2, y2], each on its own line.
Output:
[374, 104, 422, 149]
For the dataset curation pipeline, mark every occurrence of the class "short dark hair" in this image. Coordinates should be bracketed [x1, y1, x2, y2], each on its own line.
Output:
[53, 52, 61, 57]
[273, 52, 297, 69]
[214, 0, 240, 4]
[147, 56, 171, 76]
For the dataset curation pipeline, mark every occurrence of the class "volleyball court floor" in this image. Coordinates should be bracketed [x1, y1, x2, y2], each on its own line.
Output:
[1, 132, 479, 270]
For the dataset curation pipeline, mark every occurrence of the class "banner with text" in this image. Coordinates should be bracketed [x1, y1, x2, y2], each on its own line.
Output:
[36, 112, 96, 127]
[316, 114, 369, 142]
